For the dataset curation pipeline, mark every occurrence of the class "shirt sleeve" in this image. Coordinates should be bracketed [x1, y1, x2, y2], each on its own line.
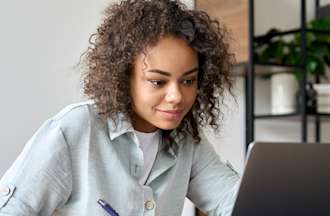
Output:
[187, 135, 240, 216]
[0, 119, 73, 216]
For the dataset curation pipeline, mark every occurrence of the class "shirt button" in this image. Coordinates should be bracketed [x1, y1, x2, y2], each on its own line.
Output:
[144, 200, 155, 210]
[0, 187, 11, 196]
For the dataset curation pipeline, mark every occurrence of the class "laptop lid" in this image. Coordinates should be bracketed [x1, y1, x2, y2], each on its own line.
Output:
[231, 142, 330, 216]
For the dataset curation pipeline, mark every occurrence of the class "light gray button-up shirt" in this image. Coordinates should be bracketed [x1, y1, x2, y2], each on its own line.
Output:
[0, 101, 239, 216]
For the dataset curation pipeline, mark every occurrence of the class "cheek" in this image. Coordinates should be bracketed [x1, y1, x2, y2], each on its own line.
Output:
[134, 86, 164, 107]
[131, 80, 150, 101]
[186, 88, 198, 103]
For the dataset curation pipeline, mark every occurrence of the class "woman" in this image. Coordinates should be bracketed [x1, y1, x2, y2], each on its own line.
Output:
[0, 0, 239, 215]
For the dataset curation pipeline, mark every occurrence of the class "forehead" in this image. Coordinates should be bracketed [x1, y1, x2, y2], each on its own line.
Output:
[134, 37, 198, 74]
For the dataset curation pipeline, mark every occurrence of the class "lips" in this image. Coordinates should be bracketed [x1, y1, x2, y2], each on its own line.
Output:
[158, 109, 183, 113]
[156, 109, 184, 121]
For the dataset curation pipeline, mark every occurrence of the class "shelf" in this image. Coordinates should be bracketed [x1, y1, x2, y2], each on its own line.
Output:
[254, 27, 330, 41]
[255, 61, 304, 69]
[307, 28, 330, 34]
[234, 63, 301, 77]
[245, 0, 330, 147]
[232, 62, 248, 76]
[255, 112, 330, 122]
[254, 28, 300, 41]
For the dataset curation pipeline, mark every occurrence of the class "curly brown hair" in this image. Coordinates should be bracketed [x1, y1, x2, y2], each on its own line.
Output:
[82, 0, 235, 145]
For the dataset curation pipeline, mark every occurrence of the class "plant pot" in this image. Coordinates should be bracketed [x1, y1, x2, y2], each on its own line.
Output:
[271, 72, 298, 114]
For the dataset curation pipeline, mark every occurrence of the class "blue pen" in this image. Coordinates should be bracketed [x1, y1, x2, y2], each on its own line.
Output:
[97, 199, 120, 216]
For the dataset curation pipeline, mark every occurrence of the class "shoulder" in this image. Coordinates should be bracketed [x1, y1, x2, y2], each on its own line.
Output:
[51, 100, 96, 123]
[45, 100, 107, 146]
[50, 100, 105, 131]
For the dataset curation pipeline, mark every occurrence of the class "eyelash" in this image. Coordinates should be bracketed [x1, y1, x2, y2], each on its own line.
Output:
[148, 78, 196, 88]
[149, 80, 166, 87]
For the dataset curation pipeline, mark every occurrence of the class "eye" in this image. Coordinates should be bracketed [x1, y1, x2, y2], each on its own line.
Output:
[182, 78, 196, 86]
[149, 80, 166, 87]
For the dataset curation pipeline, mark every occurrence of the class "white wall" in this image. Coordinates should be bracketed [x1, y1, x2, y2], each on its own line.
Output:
[255, 0, 330, 35]
[0, 0, 112, 175]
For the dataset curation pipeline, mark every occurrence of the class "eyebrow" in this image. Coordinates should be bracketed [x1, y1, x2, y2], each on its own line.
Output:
[146, 67, 199, 77]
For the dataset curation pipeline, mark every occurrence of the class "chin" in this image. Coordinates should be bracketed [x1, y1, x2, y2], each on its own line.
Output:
[156, 122, 181, 130]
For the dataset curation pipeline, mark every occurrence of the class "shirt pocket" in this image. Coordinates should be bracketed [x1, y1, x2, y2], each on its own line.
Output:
[0, 184, 16, 209]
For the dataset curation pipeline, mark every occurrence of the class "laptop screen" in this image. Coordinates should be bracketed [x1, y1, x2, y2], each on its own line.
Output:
[231, 142, 330, 216]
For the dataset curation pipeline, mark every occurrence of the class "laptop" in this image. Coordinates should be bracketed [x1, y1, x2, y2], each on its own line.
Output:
[231, 142, 330, 216]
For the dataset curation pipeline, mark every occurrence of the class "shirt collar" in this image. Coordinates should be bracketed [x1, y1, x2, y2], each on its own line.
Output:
[107, 113, 134, 140]
[158, 131, 181, 158]
[106, 113, 180, 157]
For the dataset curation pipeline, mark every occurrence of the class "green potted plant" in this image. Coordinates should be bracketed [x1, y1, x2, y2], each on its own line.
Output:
[254, 17, 330, 80]
[254, 17, 330, 114]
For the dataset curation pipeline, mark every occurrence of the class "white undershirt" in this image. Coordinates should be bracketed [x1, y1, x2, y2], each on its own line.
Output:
[134, 130, 160, 185]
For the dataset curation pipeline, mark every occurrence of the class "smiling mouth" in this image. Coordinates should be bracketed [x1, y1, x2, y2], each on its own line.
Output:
[156, 109, 184, 120]
[158, 109, 183, 113]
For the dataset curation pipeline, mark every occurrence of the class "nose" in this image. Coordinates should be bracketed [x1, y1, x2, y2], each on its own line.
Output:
[165, 84, 183, 104]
